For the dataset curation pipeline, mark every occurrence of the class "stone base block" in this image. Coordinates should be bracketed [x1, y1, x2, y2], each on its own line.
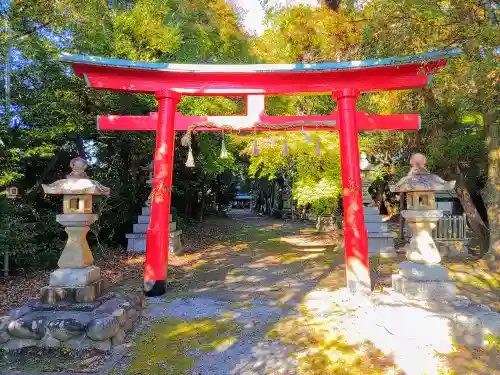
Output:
[133, 221, 176, 234]
[436, 240, 469, 258]
[392, 274, 456, 301]
[40, 279, 106, 304]
[368, 234, 396, 257]
[398, 261, 449, 281]
[49, 265, 101, 287]
[126, 230, 182, 254]
[1, 292, 146, 351]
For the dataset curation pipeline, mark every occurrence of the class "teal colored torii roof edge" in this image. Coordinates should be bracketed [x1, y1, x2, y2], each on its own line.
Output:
[60, 49, 462, 74]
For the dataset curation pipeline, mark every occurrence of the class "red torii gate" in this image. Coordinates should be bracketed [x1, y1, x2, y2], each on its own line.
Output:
[61, 50, 457, 296]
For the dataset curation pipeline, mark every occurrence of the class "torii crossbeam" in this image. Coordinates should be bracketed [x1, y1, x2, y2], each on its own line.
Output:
[61, 49, 459, 296]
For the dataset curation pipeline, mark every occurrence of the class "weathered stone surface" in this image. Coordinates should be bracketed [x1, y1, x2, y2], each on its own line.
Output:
[476, 311, 500, 337]
[111, 329, 126, 346]
[66, 334, 92, 350]
[0, 315, 10, 343]
[47, 318, 86, 341]
[452, 313, 483, 348]
[8, 317, 46, 339]
[2, 338, 38, 350]
[398, 261, 449, 281]
[112, 308, 126, 326]
[91, 338, 111, 351]
[49, 265, 101, 287]
[8, 306, 31, 320]
[0, 330, 10, 344]
[86, 316, 119, 341]
[127, 309, 139, 323]
[40, 333, 61, 348]
[40, 279, 104, 304]
[392, 274, 456, 301]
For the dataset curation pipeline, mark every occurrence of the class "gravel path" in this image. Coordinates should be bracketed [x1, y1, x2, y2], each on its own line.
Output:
[111, 210, 342, 375]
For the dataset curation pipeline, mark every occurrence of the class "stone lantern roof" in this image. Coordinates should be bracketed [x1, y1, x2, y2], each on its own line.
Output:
[42, 157, 110, 196]
[359, 152, 374, 172]
[390, 153, 455, 193]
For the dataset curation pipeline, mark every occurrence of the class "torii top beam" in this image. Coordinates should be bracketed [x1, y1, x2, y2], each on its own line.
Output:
[61, 50, 460, 96]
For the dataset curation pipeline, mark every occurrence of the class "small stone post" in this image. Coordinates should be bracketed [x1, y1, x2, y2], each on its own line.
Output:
[359, 153, 375, 206]
[41, 157, 110, 304]
[143, 161, 154, 207]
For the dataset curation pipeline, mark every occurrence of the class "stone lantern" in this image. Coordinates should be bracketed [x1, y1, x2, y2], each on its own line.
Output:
[41, 157, 110, 304]
[390, 153, 457, 300]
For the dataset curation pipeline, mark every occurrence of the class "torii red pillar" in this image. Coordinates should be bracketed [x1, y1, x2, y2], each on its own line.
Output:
[144, 89, 180, 296]
[335, 88, 369, 291]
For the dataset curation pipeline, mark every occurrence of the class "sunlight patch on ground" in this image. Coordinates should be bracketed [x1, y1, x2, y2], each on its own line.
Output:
[122, 317, 241, 374]
[122, 255, 145, 265]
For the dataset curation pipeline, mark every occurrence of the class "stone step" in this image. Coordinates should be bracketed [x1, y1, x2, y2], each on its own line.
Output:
[366, 223, 388, 233]
[140, 214, 173, 223]
[368, 233, 396, 257]
[133, 221, 176, 233]
[364, 214, 383, 223]
[138, 215, 150, 224]
[126, 230, 182, 254]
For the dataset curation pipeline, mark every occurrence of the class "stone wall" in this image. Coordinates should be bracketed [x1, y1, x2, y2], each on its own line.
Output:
[0, 292, 146, 351]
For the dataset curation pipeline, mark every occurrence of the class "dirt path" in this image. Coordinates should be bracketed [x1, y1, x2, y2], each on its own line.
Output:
[111, 210, 345, 375]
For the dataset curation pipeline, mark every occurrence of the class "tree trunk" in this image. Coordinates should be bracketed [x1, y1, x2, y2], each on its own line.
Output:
[483, 110, 500, 269]
[455, 165, 489, 251]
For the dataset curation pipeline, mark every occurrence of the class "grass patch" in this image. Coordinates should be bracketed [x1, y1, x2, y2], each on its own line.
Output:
[124, 317, 242, 375]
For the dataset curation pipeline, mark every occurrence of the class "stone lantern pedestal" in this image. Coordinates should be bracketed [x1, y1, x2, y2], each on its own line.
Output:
[0, 158, 146, 351]
[390, 153, 457, 301]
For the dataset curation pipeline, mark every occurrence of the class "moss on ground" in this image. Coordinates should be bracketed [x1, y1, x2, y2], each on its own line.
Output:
[124, 317, 242, 375]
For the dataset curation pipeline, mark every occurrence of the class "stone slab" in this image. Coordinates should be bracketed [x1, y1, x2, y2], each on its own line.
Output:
[436, 239, 469, 258]
[364, 207, 380, 215]
[398, 261, 449, 281]
[126, 230, 182, 254]
[368, 235, 396, 257]
[29, 295, 111, 311]
[49, 265, 101, 287]
[392, 274, 456, 301]
[364, 214, 383, 223]
[138, 215, 150, 224]
[365, 222, 388, 232]
[133, 221, 176, 233]
[40, 279, 105, 304]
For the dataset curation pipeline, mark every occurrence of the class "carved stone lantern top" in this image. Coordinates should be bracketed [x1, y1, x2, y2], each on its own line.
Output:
[360, 153, 374, 172]
[42, 157, 111, 196]
[389, 153, 455, 193]
[42, 157, 110, 214]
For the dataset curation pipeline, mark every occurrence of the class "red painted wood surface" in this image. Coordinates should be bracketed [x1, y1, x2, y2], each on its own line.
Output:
[74, 61, 445, 95]
[64, 52, 452, 296]
[98, 112, 420, 132]
[143, 90, 181, 296]
[335, 89, 370, 291]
